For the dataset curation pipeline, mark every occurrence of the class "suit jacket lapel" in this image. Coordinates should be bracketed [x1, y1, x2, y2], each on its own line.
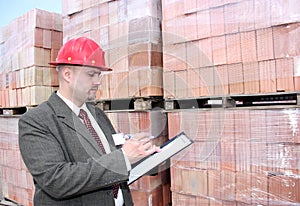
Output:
[48, 93, 104, 155]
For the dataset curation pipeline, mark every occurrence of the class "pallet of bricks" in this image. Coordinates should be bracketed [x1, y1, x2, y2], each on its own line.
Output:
[162, 0, 300, 205]
[62, 0, 170, 205]
[0, 9, 63, 205]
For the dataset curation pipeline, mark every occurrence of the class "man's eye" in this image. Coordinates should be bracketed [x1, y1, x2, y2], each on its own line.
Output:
[87, 72, 101, 78]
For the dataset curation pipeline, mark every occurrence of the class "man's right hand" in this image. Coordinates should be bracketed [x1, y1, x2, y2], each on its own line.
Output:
[121, 133, 161, 164]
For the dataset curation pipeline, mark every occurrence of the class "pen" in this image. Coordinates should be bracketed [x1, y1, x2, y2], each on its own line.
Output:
[124, 134, 155, 140]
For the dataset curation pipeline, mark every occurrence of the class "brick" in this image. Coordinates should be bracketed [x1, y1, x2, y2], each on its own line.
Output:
[251, 173, 268, 205]
[29, 86, 58, 106]
[175, 16, 186, 43]
[34, 28, 44, 48]
[174, 70, 188, 98]
[109, 71, 129, 99]
[162, 0, 184, 21]
[271, 0, 300, 26]
[212, 0, 228, 7]
[259, 60, 276, 93]
[183, 0, 197, 14]
[226, 33, 241, 64]
[51, 31, 63, 49]
[210, 7, 225, 36]
[198, 38, 213, 67]
[238, 0, 255, 32]
[173, 143, 196, 168]
[8, 89, 17, 107]
[234, 110, 251, 172]
[172, 192, 196, 206]
[128, 16, 161, 44]
[214, 64, 229, 95]
[236, 172, 251, 204]
[162, 18, 178, 45]
[267, 109, 298, 143]
[197, 10, 211, 39]
[224, 3, 239, 34]
[163, 71, 175, 98]
[250, 141, 268, 174]
[186, 41, 200, 69]
[212, 35, 227, 66]
[228, 63, 244, 94]
[243, 61, 260, 94]
[62, 0, 83, 16]
[275, 58, 294, 92]
[139, 68, 163, 97]
[256, 28, 274, 61]
[136, 174, 163, 192]
[240, 31, 257, 63]
[294, 57, 300, 91]
[42, 29, 52, 49]
[44, 67, 59, 86]
[208, 169, 221, 200]
[268, 174, 300, 204]
[96, 73, 110, 100]
[196, 0, 211, 11]
[163, 43, 187, 71]
[199, 66, 214, 96]
[221, 110, 236, 172]
[167, 113, 181, 138]
[131, 185, 164, 206]
[273, 23, 300, 59]
[99, 2, 109, 26]
[187, 68, 201, 97]
[220, 170, 236, 201]
[162, 183, 171, 206]
[184, 13, 198, 41]
[3, 89, 10, 107]
[254, 0, 271, 29]
[181, 168, 208, 196]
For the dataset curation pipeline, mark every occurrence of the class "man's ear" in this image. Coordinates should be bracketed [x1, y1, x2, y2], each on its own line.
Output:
[61, 67, 72, 83]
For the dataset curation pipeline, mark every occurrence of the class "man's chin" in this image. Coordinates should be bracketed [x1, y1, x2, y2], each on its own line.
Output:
[87, 95, 96, 101]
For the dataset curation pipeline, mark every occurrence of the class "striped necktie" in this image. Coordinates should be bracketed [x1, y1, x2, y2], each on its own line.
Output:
[78, 109, 119, 198]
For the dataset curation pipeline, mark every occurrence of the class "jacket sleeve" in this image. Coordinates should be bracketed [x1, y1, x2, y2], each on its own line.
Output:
[18, 109, 129, 200]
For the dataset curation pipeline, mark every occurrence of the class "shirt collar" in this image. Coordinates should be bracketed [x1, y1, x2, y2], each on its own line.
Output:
[56, 90, 88, 116]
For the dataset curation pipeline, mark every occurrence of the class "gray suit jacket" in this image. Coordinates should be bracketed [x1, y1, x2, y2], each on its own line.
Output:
[18, 92, 134, 206]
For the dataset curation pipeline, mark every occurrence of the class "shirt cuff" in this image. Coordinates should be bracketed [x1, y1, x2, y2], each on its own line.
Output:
[121, 148, 132, 171]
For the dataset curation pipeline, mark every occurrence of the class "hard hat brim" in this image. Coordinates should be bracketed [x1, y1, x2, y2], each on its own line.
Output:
[48, 62, 112, 71]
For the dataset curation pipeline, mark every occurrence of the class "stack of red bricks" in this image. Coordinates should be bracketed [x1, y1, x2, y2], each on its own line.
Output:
[106, 110, 171, 205]
[0, 116, 34, 206]
[162, 0, 300, 205]
[168, 108, 300, 205]
[62, 0, 163, 100]
[0, 9, 62, 108]
[162, 0, 300, 98]
[61, 1, 168, 205]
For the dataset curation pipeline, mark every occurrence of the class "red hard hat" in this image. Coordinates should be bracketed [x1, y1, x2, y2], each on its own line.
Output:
[49, 37, 112, 71]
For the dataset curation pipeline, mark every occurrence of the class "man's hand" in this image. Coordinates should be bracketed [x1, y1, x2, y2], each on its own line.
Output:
[121, 132, 161, 164]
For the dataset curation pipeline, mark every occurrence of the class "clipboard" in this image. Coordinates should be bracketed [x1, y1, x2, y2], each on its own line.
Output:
[128, 131, 193, 185]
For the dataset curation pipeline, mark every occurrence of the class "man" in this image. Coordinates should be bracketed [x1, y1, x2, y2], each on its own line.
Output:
[18, 37, 161, 206]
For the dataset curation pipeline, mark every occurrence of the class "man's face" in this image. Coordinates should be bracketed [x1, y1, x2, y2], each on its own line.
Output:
[70, 66, 103, 103]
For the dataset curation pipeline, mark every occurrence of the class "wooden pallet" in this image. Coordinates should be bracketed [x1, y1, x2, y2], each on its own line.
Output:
[164, 92, 300, 110]
[0, 106, 36, 115]
[95, 96, 164, 112]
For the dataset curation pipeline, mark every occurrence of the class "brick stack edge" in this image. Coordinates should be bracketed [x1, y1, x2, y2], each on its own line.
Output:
[162, 0, 300, 98]
[168, 108, 300, 205]
[62, 0, 163, 100]
[0, 9, 63, 108]
[1, 0, 300, 206]
[0, 117, 34, 206]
